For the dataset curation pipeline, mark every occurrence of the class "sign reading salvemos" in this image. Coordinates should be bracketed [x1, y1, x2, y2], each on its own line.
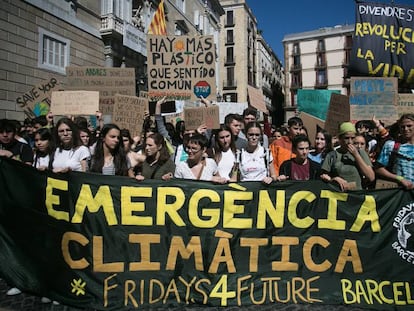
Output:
[147, 35, 216, 101]
[349, 2, 414, 86]
[1, 158, 414, 310]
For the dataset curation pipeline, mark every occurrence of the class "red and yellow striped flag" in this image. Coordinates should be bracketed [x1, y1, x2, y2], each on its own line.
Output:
[148, 0, 167, 35]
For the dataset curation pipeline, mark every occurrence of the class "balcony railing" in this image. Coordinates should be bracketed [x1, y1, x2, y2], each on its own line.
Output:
[224, 57, 236, 65]
[290, 64, 302, 72]
[223, 80, 237, 89]
[315, 80, 328, 89]
[100, 14, 124, 35]
[314, 62, 327, 69]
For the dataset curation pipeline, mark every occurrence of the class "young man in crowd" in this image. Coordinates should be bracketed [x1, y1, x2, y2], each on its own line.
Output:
[277, 134, 321, 181]
[269, 116, 303, 175]
[224, 113, 247, 150]
[238, 107, 269, 148]
[0, 119, 33, 165]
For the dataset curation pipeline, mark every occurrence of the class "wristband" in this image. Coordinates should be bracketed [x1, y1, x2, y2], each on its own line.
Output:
[395, 175, 404, 182]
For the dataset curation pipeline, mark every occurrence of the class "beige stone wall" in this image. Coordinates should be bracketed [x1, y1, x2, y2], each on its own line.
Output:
[0, 0, 104, 120]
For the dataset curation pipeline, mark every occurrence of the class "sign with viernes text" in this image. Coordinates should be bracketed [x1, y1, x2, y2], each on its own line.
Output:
[0, 158, 414, 310]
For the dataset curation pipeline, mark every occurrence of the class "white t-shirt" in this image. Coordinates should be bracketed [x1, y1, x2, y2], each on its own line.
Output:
[52, 146, 90, 172]
[216, 149, 236, 180]
[239, 146, 272, 181]
[175, 158, 218, 181]
[33, 154, 50, 169]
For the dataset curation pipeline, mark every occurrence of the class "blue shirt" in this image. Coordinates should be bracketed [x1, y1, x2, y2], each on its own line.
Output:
[377, 140, 414, 183]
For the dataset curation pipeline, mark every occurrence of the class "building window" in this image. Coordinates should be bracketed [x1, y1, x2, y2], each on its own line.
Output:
[38, 28, 70, 74]
[175, 23, 186, 35]
[226, 47, 234, 64]
[226, 10, 234, 26]
[293, 43, 300, 55]
[226, 30, 234, 44]
[317, 39, 325, 52]
[176, 0, 185, 13]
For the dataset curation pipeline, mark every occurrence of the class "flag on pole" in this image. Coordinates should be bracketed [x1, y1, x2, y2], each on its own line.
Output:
[148, 0, 167, 35]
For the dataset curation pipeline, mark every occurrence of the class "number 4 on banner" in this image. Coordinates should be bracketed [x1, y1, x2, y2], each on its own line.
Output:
[209, 275, 236, 306]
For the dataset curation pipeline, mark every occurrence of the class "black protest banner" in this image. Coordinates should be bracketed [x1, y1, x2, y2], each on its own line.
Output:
[349, 2, 414, 86]
[1, 158, 414, 310]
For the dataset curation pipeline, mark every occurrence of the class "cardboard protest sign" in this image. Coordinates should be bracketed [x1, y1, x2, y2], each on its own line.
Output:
[113, 95, 148, 137]
[147, 35, 216, 101]
[325, 93, 350, 136]
[297, 89, 340, 121]
[397, 94, 414, 117]
[298, 111, 325, 142]
[51, 91, 99, 116]
[15, 77, 61, 118]
[184, 106, 220, 130]
[217, 102, 248, 124]
[349, 77, 398, 125]
[247, 86, 268, 114]
[65, 67, 136, 115]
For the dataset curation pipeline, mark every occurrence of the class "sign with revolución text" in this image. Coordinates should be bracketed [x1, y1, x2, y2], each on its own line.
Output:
[147, 35, 216, 101]
[349, 2, 414, 86]
[1, 158, 414, 310]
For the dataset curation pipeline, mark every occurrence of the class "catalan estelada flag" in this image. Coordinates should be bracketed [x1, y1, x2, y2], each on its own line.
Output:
[148, 0, 167, 35]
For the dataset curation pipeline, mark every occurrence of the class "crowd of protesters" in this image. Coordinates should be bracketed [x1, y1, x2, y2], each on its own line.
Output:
[1, 97, 414, 301]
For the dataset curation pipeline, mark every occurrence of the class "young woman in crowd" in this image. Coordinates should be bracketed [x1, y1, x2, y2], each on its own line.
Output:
[308, 128, 333, 164]
[90, 123, 129, 176]
[237, 122, 276, 184]
[174, 133, 226, 183]
[32, 127, 54, 170]
[132, 132, 175, 181]
[320, 122, 375, 191]
[211, 125, 237, 181]
[52, 117, 90, 173]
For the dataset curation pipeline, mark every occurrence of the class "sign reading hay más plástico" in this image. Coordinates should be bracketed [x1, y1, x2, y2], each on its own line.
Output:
[147, 35, 216, 101]
[1, 158, 414, 310]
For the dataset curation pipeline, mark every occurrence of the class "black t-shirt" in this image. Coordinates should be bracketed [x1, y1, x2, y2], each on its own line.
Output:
[1, 140, 33, 163]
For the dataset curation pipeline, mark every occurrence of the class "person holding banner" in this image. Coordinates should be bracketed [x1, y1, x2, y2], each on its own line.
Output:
[308, 128, 333, 164]
[238, 122, 276, 184]
[278, 135, 321, 181]
[211, 125, 237, 181]
[375, 114, 414, 189]
[174, 133, 226, 183]
[321, 122, 375, 191]
[33, 127, 55, 170]
[132, 133, 175, 181]
[90, 124, 129, 176]
[51, 117, 90, 173]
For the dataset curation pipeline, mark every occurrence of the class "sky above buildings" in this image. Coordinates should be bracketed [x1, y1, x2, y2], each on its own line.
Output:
[246, 0, 414, 66]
